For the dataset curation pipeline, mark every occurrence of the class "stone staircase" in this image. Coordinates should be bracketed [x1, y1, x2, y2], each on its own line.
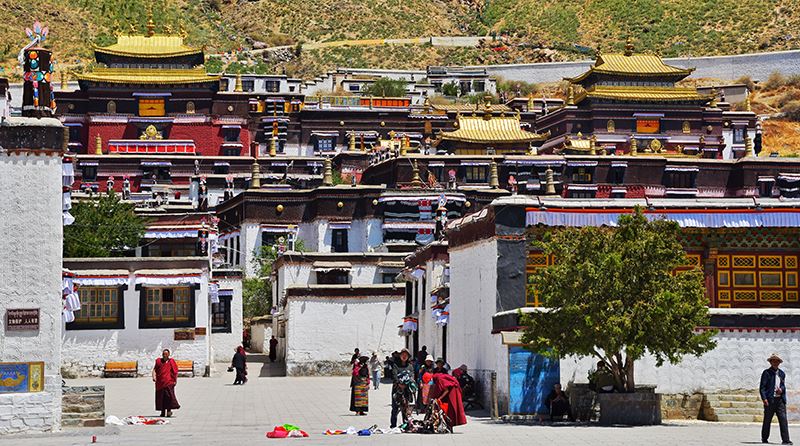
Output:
[703, 390, 765, 422]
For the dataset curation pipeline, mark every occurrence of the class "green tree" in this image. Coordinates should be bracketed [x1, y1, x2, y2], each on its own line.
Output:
[362, 77, 407, 97]
[242, 240, 305, 318]
[441, 81, 460, 97]
[522, 208, 716, 393]
[64, 193, 147, 257]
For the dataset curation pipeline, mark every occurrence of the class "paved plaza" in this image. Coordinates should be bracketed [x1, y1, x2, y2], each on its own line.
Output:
[0, 359, 794, 446]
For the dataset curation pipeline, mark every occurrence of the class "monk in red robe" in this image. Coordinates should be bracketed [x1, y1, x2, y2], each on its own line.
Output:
[430, 373, 467, 428]
[152, 349, 180, 417]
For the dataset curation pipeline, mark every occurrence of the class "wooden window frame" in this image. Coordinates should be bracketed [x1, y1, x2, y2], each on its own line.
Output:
[138, 284, 197, 329]
[66, 286, 126, 330]
[211, 295, 232, 334]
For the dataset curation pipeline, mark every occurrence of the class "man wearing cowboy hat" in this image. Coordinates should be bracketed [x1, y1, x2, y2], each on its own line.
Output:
[760, 353, 792, 444]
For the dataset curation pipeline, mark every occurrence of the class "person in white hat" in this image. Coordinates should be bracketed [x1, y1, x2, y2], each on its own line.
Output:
[760, 353, 792, 445]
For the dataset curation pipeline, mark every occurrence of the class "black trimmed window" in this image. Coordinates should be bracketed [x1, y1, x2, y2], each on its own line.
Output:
[223, 128, 240, 142]
[733, 127, 745, 144]
[332, 229, 349, 253]
[211, 292, 232, 333]
[66, 286, 126, 330]
[314, 137, 335, 152]
[608, 166, 626, 184]
[265, 81, 280, 93]
[317, 271, 349, 284]
[241, 79, 255, 92]
[464, 166, 488, 183]
[82, 165, 98, 182]
[139, 285, 197, 328]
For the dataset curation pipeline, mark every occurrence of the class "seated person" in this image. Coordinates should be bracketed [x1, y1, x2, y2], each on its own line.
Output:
[593, 361, 615, 393]
[546, 383, 574, 421]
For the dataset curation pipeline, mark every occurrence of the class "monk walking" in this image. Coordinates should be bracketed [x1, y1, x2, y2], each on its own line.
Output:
[152, 349, 180, 417]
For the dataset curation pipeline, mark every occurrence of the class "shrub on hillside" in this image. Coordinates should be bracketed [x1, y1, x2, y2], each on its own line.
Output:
[764, 71, 786, 90]
[782, 101, 800, 122]
[735, 76, 756, 92]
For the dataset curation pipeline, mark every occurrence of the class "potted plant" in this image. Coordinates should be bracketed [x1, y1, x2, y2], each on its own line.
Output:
[522, 208, 717, 425]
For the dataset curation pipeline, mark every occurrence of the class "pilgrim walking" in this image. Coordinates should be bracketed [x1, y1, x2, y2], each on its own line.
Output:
[231, 346, 247, 385]
[152, 349, 180, 417]
[761, 353, 792, 445]
[350, 355, 370, 415]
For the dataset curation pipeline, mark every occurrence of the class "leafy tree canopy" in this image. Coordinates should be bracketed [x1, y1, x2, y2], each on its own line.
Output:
[243, 240, 305, 319]
[63, 193, 147, 258]
[521, 208, 716, 392]
[362, 77, 407, 97]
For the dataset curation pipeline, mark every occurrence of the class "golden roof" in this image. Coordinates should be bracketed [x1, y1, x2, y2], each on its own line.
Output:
[94, 35, 202, 59]
[578, 85, 710, 103]
[563, 137, 591, 150]
[569, 53, 694, 83]
[77, 67, 218, 85]
[432, 103, 511, 113]
[438, 114, 544, 144]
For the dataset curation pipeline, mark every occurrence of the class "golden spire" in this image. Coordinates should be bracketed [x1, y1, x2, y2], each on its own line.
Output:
[60, 71, 68, 91]
[709, 88, 718, 107]
[95, 134, 103, 155]
[179, 21, 187, 39]
[410, 160, 424, 189]
[745, 133, 754, 157]
[269, 137, 277, 157]
[112, 21, 121, 37]
[589, 135, 597, 155]
[629, 135, 637, 156]
[348, 132, 356, 151]
[234, 73, 243, 92]
[624, 36, 634, 56]
[146, 4, 155, 37]
[746, 95, 752, 112]
[566, 85, 575, 106]
[164, 23, 174, 35]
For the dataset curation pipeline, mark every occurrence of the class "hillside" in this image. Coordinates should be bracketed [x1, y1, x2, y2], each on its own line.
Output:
[1, 0, 799, 79]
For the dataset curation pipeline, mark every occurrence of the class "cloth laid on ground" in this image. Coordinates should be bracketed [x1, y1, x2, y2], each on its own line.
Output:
[266, 424, 309, 438]
[323, 426, 402, 435]
[105, 415, 169, 426]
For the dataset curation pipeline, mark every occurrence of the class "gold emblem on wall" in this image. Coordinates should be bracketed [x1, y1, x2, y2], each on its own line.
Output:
[106, 100, 116, 114]
[649, 138, 662, 153]
[606, 120, 615, 133]
[186, 101, 195, 114]
[140, 125, 163, 140]
[682, 120, 691, 134]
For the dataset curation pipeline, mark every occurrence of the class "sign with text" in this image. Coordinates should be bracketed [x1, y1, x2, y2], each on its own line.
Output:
[6, 309, 40, 331]
[174, 328, 195, 341]
[194, 327, 207, 336]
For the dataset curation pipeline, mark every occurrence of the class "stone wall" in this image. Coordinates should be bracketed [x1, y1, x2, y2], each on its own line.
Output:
[479, 49, 800, 84]
[61, 386, 104, 428]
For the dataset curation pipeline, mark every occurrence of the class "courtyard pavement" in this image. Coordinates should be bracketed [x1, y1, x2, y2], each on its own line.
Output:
[0, 360, 794, 446]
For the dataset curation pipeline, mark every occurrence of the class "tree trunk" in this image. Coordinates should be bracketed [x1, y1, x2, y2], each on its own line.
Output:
[624, 355, 635, 393]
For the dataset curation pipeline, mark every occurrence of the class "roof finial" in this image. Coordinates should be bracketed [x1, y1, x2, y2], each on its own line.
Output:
[709, 87, 718, 107]
[624, 35, 634, 56]
[146, 4, 155, 37]
[566, 85, 575, 106]
[746, 94, 752, 112]
[179, 21, 187, 39]
[595, 46, 602, 58]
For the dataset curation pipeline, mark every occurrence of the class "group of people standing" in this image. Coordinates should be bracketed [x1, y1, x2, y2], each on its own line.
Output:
[348, 346, 468, 432]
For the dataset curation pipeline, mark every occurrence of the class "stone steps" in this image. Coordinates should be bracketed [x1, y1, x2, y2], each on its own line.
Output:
[703, 390, 768, 422]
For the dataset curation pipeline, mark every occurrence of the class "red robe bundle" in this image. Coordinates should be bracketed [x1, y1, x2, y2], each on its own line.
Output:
[430, 373, 467, 427]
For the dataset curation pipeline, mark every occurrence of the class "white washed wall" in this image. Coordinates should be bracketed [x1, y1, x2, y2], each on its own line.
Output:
[560, 330, 800, 394]
[0, 152, 63, 434]
[61, 273, 210, 377]
[448, 240, 498, 373]
[211, 277, 243, 362]
[241, 222, 261, 276]
[285, 296, 405, 375]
